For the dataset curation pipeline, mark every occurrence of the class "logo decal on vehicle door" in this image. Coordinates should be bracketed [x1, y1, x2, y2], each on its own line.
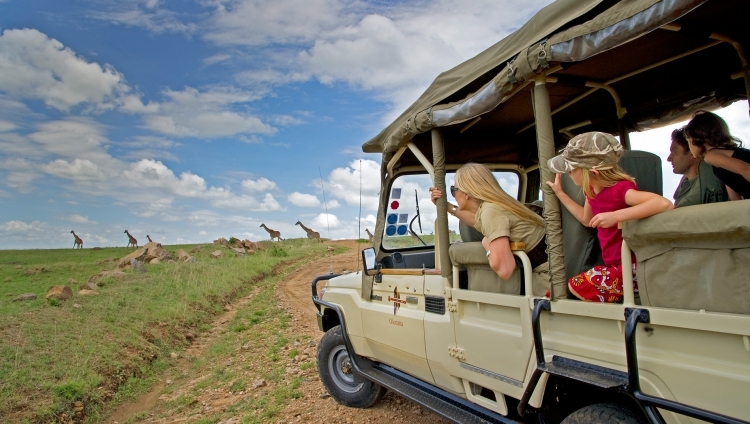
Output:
[388, 287, 406, 315]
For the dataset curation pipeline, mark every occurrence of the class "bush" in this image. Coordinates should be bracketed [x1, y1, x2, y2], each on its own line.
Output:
[48, 298, 61, 307]
[228, 237, 239, 245]
[269, 246, 288, 257]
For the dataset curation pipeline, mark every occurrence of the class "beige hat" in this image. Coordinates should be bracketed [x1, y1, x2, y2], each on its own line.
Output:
[548, 132, 624, 173]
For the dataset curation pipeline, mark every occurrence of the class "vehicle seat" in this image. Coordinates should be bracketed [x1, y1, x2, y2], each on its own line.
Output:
[622, 199, 750, 314]
[449, 242, 521, 294]
[561, 150, 663, 282]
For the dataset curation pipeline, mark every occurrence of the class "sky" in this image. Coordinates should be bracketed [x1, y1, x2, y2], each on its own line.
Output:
[0, 0, 747, 249]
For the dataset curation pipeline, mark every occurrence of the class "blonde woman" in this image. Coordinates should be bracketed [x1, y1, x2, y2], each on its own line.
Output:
[430, 163, 556, 297]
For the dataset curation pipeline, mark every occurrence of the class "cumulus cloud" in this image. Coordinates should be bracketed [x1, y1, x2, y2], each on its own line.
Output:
[68, 214, 97, 225]
[141, 86, 275, 138]
[241, 177, 277, 192]
[311, 213, 340, 229]
[0, 220, 48, 235]
[321, 159, 381, 211]
[44, 159, 107, 182]
[0, 28, 142, 112]
[288, 192, 320, 208]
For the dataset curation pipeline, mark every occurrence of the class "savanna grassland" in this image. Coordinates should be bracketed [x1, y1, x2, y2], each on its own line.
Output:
[0, 240, 345, 423]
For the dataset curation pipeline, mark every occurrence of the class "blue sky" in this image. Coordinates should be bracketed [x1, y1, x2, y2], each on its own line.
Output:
[0, 0, 747, 249]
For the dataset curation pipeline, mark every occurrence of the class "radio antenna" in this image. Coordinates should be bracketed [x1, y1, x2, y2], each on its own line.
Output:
[319, 167, 333, 274]
[357, 159, 362, 271]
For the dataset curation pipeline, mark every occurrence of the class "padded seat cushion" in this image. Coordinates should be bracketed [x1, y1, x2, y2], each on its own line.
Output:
[622, 200, 750, 314]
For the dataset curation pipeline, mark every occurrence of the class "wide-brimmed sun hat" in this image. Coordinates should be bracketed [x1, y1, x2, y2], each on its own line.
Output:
[548, 132, 624, 173]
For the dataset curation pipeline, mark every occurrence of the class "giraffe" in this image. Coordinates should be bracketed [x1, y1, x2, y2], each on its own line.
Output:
[365, 228, 374, 243]
[295, 221, 321, 243]
[259, 224, 283, 241]
[124, 230, 138, 249]
[70, 230, 83, 249]
[146, 235, 153, 243]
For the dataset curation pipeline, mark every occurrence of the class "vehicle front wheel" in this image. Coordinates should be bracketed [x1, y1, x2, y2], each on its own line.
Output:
[317, 325, 387, 408]
[561, 402, 647, 424]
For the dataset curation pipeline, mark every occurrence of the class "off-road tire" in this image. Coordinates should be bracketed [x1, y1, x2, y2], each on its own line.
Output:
[561, 402, 647, 424]
[317, 325, 387, 408]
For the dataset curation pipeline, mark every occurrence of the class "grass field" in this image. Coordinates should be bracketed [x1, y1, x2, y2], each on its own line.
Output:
[0, 240, 343, 423]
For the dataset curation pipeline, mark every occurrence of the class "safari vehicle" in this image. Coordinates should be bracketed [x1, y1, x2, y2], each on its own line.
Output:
[312, 0, 750, 422]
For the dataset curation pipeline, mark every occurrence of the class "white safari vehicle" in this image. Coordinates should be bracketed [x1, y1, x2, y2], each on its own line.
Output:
[312, 0, 750, 422]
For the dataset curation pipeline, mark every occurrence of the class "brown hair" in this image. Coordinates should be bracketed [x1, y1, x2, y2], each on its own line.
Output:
[455, 163, 543, 225]
[684, 110, 742, 156]
[580, 166, 635, 199]
[671, 127, 689, 152]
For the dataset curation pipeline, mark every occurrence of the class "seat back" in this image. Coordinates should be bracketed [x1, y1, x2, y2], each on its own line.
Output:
[623, 200, 750, 314]
[449, 242, 521, 294]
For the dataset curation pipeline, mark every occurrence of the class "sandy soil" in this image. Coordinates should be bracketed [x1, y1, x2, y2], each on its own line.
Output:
[108, 240, 447, 423]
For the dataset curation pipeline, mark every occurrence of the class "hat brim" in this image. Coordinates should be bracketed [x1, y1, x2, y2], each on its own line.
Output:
[548, 155, 571, 173]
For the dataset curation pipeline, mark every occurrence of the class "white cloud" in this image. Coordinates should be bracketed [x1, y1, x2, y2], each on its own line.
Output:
[311, 213, 340, 229]
[68, 214, 97, 225]
[0, 28, 136, 112]
[321, 159, 381, 210]
[141, 86, 275, 138]
[44, 159, 107, 182]
[288, 191, 320, 208]
[0, 220, 48, 235]
[92, 7, 197, 34]
[242, 177, 277, 192]
[204, 54, 231, 65]
[324, 199, 340, 209]
[0, 120, 16, 132]
[0, 158, 39, 192]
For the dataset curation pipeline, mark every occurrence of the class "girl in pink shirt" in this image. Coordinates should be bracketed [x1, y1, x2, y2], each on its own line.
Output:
[546, 132, 673, 302]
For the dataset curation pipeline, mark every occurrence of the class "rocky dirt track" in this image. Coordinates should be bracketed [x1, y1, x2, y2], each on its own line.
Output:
[109, 240, 447, 423]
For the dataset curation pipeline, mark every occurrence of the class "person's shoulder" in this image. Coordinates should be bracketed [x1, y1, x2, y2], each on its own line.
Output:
[614, 179, 638, 192]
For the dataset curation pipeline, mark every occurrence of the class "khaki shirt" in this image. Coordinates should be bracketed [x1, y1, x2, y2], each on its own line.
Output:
[673, 175, 700, 208]
[473, 202, 545, 252]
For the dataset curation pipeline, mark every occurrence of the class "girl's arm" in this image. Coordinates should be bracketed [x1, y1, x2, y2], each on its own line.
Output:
[429, 187, 476, 225]
[482, 236, 516, 280]
[546, 174, 593, 226]
[589, 189, 673, 228]
[704, 150, 750, 184]
[726, 185, 744, 201]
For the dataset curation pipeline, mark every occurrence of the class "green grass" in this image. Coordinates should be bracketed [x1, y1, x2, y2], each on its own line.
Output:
[0, 239, 344, 423]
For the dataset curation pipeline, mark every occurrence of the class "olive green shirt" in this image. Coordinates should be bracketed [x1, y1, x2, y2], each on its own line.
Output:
[473, 202, 545, 252]
[673, 175, 700, 208]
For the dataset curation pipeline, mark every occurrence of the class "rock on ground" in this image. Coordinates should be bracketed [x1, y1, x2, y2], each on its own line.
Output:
[78, 289, 98, 296]
[13, 293, 37, 302]
[210, 250, 223, 259]
[46, 286, 73, 300]
[79, 282, 99, 291]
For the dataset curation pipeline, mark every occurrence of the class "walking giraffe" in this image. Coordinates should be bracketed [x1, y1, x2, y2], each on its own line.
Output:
[365, 228, 374, 243]
[259, 224, 283, 241]
[70, 230, 83, 249]
[295, 221, 321, 243]
[146, 235, 153, 243]
[124, 230, 138, 249]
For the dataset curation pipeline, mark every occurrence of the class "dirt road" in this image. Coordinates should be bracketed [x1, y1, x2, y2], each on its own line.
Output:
[109, 240, 446, 423]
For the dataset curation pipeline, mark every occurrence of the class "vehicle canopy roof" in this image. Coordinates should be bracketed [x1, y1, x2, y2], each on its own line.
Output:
[363, 0, 749, 169]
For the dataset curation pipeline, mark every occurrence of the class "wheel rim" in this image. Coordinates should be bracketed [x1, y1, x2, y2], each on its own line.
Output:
[327, 345, 364, 393]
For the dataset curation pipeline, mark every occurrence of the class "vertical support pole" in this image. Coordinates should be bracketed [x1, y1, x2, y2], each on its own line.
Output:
[618, 118, 631, 150]
[533, 74, 566, 299]
[432, 129, 452, 282]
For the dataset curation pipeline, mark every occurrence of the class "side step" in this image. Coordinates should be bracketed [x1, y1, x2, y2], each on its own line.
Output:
[540, 356, 628, 389]
[359, 362, 519, 424]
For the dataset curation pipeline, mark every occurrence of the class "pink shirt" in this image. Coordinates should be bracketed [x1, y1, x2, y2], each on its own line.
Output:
[587, 180, 638, 266]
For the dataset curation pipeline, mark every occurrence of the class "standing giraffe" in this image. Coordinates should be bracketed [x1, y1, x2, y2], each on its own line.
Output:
[70, 230, 83, 249]
[259, 224, 283, 241]
[295, 221, 321, 243]
[146, 235, 153, 243]
[124, 230, 138, 249]
[365, 228, 374, 243]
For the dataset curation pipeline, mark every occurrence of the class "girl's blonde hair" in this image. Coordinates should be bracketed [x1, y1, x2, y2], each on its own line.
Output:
[580, 166, 635, 198]
[455, 163, 543, 225]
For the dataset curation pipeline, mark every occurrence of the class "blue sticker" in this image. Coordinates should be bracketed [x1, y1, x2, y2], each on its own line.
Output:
[387, 213, 398, 225]
[386, 225, 397, 236]
[397, 225, 408, 235]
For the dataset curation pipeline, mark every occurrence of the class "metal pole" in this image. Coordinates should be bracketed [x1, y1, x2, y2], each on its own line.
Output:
[431, 129, 452, 281]
[533, 74, 566, 299]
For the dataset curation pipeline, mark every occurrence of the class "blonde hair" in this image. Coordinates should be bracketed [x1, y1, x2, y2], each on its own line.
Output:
[455, 163, 543, 225]
[580, 166, 635, 198]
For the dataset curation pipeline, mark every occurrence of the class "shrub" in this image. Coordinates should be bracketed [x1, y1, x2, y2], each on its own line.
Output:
[269, 246, 287, 257]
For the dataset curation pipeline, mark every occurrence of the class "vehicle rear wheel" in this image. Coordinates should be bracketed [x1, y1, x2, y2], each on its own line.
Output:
[317, 325, 387, 408]
[561, 402, 647, 424]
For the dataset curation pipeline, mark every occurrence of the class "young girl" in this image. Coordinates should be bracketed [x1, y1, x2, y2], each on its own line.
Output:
[684, 110, 750, 200]
[546, 132, 673, 303]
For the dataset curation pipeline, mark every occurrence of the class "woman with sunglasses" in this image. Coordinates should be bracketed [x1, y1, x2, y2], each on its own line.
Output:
[430, 163, 555, 297]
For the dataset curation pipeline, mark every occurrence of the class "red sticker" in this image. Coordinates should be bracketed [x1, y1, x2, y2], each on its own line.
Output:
[390, 201, 400, 210]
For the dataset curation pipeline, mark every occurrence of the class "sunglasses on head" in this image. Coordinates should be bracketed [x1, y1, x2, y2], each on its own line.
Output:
[450, 185, 459, 196]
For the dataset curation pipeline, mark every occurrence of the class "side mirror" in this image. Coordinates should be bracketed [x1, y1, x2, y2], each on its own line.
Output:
[362, 247, 378, 275]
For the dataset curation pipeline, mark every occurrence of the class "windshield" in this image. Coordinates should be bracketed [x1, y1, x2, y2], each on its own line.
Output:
[382, 171, 520, 250]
